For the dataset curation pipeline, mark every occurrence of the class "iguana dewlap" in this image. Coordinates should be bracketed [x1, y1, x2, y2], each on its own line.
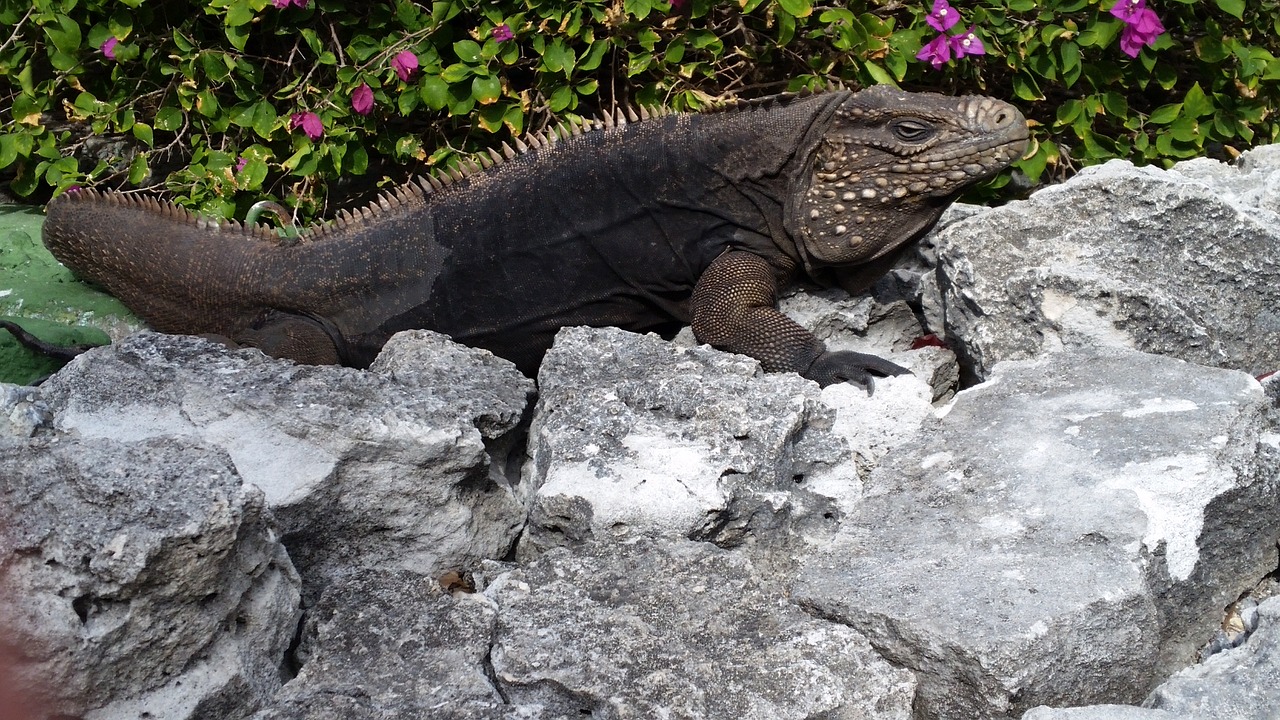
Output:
[42, 85, 1027, 389]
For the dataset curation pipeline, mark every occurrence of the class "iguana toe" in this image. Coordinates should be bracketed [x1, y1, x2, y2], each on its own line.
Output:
[804, 350, 911, 393]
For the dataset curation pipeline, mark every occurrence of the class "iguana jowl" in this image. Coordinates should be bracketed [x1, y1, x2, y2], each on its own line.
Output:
[41, 86, 1027, 388]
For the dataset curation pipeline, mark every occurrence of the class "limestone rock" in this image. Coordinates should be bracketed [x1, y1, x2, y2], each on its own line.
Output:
[254, 570, 530, 720]
[36, 331, 533, 601]
[793, 347, 1280, 719]
[1142, 595, 1280, 718]
[926, 154, 1280, 382]
[1024, 597, 1280, 718]
[489, 539, 916, 718]
[0, 433, 300, 719]
[521, 325, 853, 559]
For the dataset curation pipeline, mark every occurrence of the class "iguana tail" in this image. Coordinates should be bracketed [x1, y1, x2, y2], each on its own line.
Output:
[42, 189, 289, 338]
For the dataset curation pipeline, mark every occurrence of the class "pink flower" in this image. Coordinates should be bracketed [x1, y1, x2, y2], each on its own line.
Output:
[916, 33, 952, 69]
[669, 0, 687, 9]
[351, 83, 374, 115]
[1111, 0, 1165, 58]
[949, 27, 985, 59]
[391, 51, 418, 82]
[235, 157, 247, 173]
[492, 24, 514, 43]
[1109, 0, 1146, 23]
[290, 112, 323, 140]
[926, 0, 960, 32]
[272, 0, 308, 8]
[101, 37, 118, 60]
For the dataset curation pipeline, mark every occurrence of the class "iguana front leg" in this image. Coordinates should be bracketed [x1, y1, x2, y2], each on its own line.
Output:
[691, 250, 908, 391]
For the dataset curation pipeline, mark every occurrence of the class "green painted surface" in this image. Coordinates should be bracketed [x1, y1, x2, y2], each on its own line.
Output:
[0, 203, 141, 384]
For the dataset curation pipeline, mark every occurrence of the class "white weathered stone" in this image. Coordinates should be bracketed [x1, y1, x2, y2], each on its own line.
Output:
[925, 157, 1280, 381]
[520, 325, 854, 558]
[793, 347, 1280, 719]
[36, 331, 533, 602]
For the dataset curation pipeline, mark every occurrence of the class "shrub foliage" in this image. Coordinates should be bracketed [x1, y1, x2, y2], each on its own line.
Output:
[1, 0, 1277, 220]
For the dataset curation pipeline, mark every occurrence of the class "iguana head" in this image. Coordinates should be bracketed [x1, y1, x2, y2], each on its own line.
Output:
[791, 85, 1028, 267]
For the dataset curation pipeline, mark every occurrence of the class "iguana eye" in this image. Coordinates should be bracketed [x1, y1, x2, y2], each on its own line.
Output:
[891, 119, 934, 143]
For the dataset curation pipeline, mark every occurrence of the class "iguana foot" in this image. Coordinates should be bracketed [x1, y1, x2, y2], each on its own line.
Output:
[804, 350, 911, 393]
[0, 320, 104, 362]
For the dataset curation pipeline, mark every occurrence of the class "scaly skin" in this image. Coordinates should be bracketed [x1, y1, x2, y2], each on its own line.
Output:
[40, 86, 1028, 389]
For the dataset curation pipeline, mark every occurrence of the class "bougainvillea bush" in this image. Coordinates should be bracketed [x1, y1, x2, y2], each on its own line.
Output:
[0, 0, 1277, 221]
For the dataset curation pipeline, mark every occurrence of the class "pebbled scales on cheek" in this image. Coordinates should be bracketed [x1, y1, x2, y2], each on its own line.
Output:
[799, 90, 1028, 265]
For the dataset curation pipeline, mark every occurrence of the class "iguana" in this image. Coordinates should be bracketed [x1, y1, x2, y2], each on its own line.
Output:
[35, 85, 1027, 389]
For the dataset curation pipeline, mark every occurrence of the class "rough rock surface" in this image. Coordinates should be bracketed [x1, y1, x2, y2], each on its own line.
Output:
[0, 429, 300, 719]
[253, 569, 520, 720]
[489, 538, 915, 719]
[1026, 595, 1280, 719]
[520, 325, 937, 560]
[926, 151, 1280, 382]
[35, 330, 533, 602]
[793, 346, 1280, 719]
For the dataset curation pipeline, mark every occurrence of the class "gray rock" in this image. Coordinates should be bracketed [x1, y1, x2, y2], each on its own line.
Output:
[926, 158, 1280, 381]
[0, 433, 300, 719]
[793, 347, 1280, 719]
[520, 325, 853, 559]
[1023, 706, 1183, 719]
[1, 382, 52, 436]
[1141, 595, 1280, 718]
[37, 331, 533, 602]
[1024, 595, 1280, 719]
[254, 570, 532, 720]
[488, 539, 916, 719]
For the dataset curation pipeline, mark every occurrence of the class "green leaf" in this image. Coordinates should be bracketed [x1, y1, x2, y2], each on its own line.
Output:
[1148, 103, 1181, 124]
[441, 63, 472, 83]
[132, 123, 154, 147]
[454, 40, 482, 63]
[624, 0, 654, 20]
[420, 75, 450, 109]
[252, 101, 277, 139]
[472, 75, 501, 104]
[1182, 83, 1213, 118]
[1101, 92, 1128, 118]
[239, 157, 269, 190]
[0, 134, 19, 169]
[44, 14, 82, 55]
[541, 38, 576, 75]
[548, 84, 574, 112]
[127, 153, 149, 185]
[776, 0, 812, 18]
[398, 89, 420, 115]
[1214, 0, 1244, 19]
[225, 0, 254, 27]
[155, 107, 185, 131]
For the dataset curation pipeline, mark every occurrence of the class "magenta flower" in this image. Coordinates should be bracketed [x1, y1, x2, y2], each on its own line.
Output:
[272, 0, 308, 8]
[351, 83, 374, 115]
[101, 37, 118, 60]
[950, 27, 985, 59]
[915, 33, 952, 69]
[391, 51, 418, 82]
[926, 0, 960, 32]
[1109, 0, 1146, 23]
[290, 112, 323, 140]
[235, 157, 247, 173]
[492, 24, 514, 43]
[1110, 0, 1165, 57]
[669, 0, 687, 9]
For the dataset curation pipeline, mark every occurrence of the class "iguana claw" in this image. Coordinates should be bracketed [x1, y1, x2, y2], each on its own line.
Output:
[804, 350, 911, 393]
